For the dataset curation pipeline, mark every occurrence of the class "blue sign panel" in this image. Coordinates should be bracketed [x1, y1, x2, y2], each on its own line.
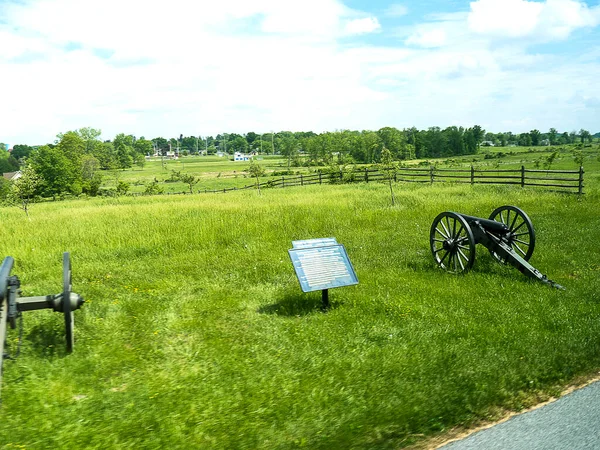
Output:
[292, 237, 338, 249]
[289, 244, 358, 293]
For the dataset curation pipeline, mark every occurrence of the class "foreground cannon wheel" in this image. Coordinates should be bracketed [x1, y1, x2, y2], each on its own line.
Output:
[488, 205, 536, 264]
[63, 252, 74, 353]
[430, 212, 476, 274]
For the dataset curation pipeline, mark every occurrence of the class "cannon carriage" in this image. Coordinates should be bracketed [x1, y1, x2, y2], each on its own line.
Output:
[430, 205, 563, 289]
[0, 253, 84, 397]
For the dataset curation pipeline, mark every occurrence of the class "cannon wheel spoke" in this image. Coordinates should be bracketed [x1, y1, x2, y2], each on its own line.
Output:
[430, 212, 475, 274]
[488, 205, 536, 264]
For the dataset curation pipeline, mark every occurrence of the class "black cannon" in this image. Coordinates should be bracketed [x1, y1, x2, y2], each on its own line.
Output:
[430, 205, 564, 289]
[0, 253, 84, 397]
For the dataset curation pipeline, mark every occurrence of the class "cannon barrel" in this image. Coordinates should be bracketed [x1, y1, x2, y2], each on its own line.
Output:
[0, 257, 14, 300]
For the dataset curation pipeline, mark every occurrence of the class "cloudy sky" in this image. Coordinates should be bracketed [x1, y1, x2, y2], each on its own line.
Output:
[1, 0, 599, 145]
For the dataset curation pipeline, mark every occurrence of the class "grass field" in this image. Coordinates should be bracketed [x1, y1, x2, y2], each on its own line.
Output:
[108, 144, 600, 195]
[0, 147, 599, 449]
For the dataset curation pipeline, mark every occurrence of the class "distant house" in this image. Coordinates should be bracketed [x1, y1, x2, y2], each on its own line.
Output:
[481, 141, 495, 147]
[2, 171, 22, 181]
[539, 139, 550, 146]
[216, 151, 226, 157]
[233, 152, 253, 162]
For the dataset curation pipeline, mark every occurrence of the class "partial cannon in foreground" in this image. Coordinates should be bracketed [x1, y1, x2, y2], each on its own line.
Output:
[0, 253, 84, 396]
[430, 205, 564, 290]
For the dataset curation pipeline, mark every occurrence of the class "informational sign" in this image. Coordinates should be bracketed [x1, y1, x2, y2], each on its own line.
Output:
[292, 237, 338, 249]
[288, 244, 358, 293]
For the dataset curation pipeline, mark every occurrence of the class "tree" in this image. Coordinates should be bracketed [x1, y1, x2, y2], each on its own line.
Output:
[530, 129, 541, 146]
[548, 128, 558, 145]
[280, 135, 298, 168]
[81, 155, 103, 196]
[580, 129, 591, 143]
[518, 133, 532, 146]
[543, 151, 558, 170]
[246, 159, 265, 195]
[444, 126, 465, 155]
[378, 148, 398, 206]
[152, 137, 169, 155]
[0, 149, 19, 173]
[377, 127, 407, 159]
[29, 145, 79, 198]
[11, 144, 34, 160]
[179, 172, 199, 194]
[134, 138, 154, 156]
[113, 133, 135, 169]
[9, 164, 41, 217]
[472, 125, 485, 151]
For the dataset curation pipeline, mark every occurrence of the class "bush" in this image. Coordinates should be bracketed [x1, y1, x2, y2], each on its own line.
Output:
[144, 181, 164, 195]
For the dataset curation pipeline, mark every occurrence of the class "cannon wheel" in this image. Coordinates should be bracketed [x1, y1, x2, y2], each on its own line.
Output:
[488, 205, 536, 263]
[63, 252, 74, 353]
[430, 212, 476, 274]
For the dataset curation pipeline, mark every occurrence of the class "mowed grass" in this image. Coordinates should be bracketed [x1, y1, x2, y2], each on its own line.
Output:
[0, 181, 599, 449]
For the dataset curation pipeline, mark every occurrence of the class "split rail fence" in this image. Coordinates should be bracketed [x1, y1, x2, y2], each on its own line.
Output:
[195, 166, 584, 195]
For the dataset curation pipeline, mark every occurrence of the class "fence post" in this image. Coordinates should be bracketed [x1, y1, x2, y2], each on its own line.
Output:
[521, 165, 525, 188]
[430, 166, 434, 184]
[365, 168, 368, 183]
[319, 171, 322, 184]
[470, 166, 474, 185]
[579, 166, 584, 195]
[300, 174, 304, 186]
[282, 177, 285, 188]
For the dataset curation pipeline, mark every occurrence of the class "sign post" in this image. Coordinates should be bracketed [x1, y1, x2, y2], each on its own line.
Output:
[289, 238, 358, 310]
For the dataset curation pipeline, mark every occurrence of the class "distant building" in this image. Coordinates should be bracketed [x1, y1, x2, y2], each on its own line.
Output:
[2, 171, 22, 181]
[234, 152, 253, 162]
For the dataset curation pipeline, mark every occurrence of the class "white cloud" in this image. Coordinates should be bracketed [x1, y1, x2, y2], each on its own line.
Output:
[405, 29, 447, 48]
[468, 0, 600, 40]
[0, 0, 599, 145]
[385, 4, 409, 18]
[344, 17, 381, 35]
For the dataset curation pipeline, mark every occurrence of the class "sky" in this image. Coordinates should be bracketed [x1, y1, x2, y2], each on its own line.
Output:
[1, 0, 599, 145]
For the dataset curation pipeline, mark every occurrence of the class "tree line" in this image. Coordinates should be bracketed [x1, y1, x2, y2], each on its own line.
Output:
[0, 125, 596, 201]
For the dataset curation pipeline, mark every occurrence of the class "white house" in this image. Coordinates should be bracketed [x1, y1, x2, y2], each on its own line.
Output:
[234, 152, 253, 162]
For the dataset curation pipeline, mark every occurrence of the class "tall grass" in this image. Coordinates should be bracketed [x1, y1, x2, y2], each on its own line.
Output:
[0, 181, 599, 449]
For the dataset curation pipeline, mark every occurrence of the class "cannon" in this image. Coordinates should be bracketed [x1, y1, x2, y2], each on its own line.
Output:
[0, 253, 84, 397]
[430, 205, 564, 289]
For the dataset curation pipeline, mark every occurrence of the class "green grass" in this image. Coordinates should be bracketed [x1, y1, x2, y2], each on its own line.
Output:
[111, 155, 296, 193]
[108, 144, 600, 195]
[1, 174, 599, 448]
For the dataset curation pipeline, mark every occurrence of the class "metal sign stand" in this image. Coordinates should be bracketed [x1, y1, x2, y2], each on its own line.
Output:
[289, 238, 358, 310]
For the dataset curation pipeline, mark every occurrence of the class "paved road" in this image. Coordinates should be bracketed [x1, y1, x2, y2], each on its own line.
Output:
[442, 381, 600, 449]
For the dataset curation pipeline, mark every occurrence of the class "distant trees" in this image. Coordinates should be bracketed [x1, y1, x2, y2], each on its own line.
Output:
[0, 147, 19, 173]
[2, 122, 594, 201]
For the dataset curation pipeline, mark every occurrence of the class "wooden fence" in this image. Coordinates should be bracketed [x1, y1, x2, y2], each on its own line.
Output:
[195, 165, 584, 195]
